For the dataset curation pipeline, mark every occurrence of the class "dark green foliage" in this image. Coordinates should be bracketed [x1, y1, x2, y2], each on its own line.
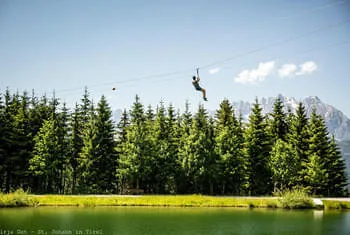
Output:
[303, 108, 330, 195]
[0, 90, 347, 196]
[269, 140, 298, 192]
[214, 99, 246, 195]
[117, 95, 148, 192]
[269, 97, 288, 142]
[178, 105, 216, 194]
[287, 102, 310, 186]
[327, 136, 348, 196]
[244, 98, 272, 195]
[29, 96, 70, 194]
[79, 96, 118, 193]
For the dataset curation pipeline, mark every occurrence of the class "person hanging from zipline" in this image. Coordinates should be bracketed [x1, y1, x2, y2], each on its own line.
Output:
[192, 68, 208, 101]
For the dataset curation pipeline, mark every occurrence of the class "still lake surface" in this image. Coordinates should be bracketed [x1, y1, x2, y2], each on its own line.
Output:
[0, 207, 349, 235]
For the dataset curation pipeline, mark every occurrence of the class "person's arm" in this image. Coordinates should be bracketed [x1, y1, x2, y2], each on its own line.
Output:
[196, 68, 200, 81]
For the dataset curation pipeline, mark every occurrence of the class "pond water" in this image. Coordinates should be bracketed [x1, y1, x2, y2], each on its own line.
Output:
[0, 207, 349, 235]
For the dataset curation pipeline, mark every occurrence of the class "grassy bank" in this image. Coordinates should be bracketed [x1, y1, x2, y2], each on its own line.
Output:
[34, 195, 280, 208]
[322, 200, 350, 209]
[0, 189, 38, 207]
[1, 190, 349, 209]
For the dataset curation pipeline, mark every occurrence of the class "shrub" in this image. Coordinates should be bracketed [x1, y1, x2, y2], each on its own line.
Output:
[278, 189, 313, 209]
[0, 189, 38, 207]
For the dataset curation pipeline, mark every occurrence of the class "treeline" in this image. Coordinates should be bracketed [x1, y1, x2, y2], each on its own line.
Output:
[0, 88, 348, 196]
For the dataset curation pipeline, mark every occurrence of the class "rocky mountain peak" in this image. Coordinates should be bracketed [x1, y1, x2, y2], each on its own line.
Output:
[233, 95, 350, 141]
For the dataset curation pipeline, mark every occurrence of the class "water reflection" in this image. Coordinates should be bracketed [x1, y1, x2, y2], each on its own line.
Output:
[313, 210, 324, 220]
[0, 207, 349, 235]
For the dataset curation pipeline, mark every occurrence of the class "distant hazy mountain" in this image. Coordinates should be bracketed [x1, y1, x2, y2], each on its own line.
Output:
[233, 94, 350, 141]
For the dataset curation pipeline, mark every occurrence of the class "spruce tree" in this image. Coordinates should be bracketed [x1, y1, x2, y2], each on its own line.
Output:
[69, 103, 82, 193]
[214, 99, 245, 195]
[302, 153, 328, 195]
[269, 97, 288, 142]
[0, 90, 13, 191]
[29, 96, 69, 194]
[287, 102, 309, 187]
[152, 102, 168, 193]
[304, 108, 330, 195]
[117, 95, 146, 192]
[55, 103, 70, 193]
[164, 104, 179, 193]
[244, 98, 272, 195]
[175, 101, 193, 193]
[70, 89, 93, 193]
[179, 105, 215, 194]
[80, 96, 118, 193]
[269, 139, 298, 192]
[6, 92, 33, 191]
[115, 109, 129, 193]
[327, 136, 348, 196]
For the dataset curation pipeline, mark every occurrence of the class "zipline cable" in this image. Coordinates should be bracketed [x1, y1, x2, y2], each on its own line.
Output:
[54, 17, 350, 95]
[220, 39, 350, 71]
[199, 17, 350, 70]
[281, 0, 347, 21]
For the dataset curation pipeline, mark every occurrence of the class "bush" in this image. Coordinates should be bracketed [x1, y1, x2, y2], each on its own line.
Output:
[278, 189, 313, 209]
[0, 189, 38, 207]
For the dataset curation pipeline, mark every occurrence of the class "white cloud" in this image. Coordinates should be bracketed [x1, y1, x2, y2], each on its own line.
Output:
[296, 61, 317, 75]
[234, 61, 275, 85]
[209, 68, 220, 74]
[278, 64, 297, 78]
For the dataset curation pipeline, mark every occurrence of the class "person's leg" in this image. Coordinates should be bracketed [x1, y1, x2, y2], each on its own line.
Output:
[202, 89, 207, 100]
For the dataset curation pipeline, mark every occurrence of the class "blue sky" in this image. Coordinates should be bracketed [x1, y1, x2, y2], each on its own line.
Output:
[1, 0, 350, 116]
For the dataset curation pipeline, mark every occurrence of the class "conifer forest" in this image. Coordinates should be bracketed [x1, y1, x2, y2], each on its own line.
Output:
[0, 88, 348, 196]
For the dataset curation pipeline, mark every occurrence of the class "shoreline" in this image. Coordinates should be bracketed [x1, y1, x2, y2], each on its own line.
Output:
[1, 193, 350, 210]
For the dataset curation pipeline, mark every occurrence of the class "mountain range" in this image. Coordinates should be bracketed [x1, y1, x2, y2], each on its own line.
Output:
[232, 94, 350, 141]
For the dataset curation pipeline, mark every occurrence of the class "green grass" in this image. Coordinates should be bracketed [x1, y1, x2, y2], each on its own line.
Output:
[1, 191, 349, 210]
[1, 194, 280, 208]
[322, 200, 350, 209]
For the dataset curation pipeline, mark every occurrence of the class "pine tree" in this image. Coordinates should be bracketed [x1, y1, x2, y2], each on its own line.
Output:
[269, 97, 288, 142]
[269, 139, 298, 192]
[179, 105, 215, 194]
[55, 103, 70, 193]
[164, 104, 179, 193]
[6, 92, 33, 190]
[117, 95, 147, 192]
[29, 118, 55, 193]
[80, 96, 118, 193]
[29, 117, 67, 193]
[115, 109, 129, 193]
[151, 102, 168, 193]
[78, 102, 97, 193]
[214, 99, 245, 195]
[70, 89, 94, 193]
[244, 98, 272, 195]
[327, 136, 348, 196]
[0, 90, 40, 192]
[142, 104, 157, 193]
[302, 153, 328, 195]
[0, 90, 11, 191]
[287, 102, 309, 187]
[304, 108, 330, 195]
[29, 96, 69, 194]
[176, 102, 193, 193]
[116, 109, 129, 144]
[69, 104, 82, 193]
[0, 91, 4, 184]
